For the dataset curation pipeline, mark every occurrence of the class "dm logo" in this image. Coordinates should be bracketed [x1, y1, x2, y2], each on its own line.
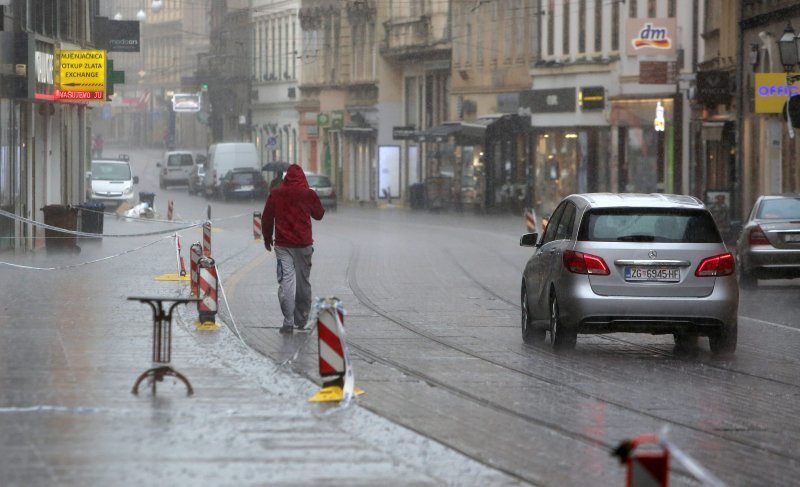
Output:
[632, 23, 672, 50]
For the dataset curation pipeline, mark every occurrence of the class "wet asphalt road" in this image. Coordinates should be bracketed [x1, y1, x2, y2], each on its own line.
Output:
[2, 148, 799, 485]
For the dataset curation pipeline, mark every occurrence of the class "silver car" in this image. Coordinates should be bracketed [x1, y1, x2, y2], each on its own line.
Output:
[520, 193, 738, 354]
[735, 194, 800, 288]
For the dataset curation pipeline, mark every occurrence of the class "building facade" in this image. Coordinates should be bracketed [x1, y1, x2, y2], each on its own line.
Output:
[0, 0, 96, 252]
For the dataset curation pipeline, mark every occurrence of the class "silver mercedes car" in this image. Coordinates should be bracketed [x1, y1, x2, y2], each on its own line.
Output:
[520, 193, 738, 354]
[735, 194, 800, 288]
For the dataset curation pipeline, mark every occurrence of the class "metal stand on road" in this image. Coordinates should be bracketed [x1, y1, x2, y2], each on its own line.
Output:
[128, 296, 200, 396]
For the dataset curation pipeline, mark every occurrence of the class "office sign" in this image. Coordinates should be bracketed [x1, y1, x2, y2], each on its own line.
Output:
[754, 73, 800, 113]
[54, 49, 106, 101]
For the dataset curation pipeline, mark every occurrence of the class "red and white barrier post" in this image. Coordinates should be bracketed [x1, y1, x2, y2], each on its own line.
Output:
[253, 211, 262, 240]
[175, 234, 187, 277]
[202, 221, 212, 257]
[308, 297, 363, 403]
[189, 242, 202, 297]
[525, 207, 538, 233]
[197, 256, 218, 325]
[167, 199, 174, 221]
[613, 434, 669, 487]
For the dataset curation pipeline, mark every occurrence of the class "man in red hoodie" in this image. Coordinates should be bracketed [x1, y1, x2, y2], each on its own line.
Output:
[261, 164, 326, 334]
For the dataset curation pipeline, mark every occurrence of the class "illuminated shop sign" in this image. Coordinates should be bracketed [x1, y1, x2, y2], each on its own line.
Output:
[54, 49, 106, 101]
[626, 18, 677, 57]
[754, 73, 800, 113]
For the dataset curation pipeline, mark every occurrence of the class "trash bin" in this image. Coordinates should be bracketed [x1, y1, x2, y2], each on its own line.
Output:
[41, 204, 80, 254]
[78, 201, 105, 239]
[139, 192, 155, 208]
[409, 183, 425, 210]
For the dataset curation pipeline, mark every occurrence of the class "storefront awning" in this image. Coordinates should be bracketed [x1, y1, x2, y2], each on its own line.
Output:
[416, 122, 463, 143]
[460, 115, 503, 141]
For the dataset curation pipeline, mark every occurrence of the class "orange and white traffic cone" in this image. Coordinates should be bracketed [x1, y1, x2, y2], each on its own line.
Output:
[612, 434, 669, 487]
[253, 211, 262, 240]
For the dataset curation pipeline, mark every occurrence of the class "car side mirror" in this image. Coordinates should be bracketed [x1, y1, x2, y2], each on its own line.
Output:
[133, 176, 139, 184]
[520, 233, 538, 247]
[156, 162, 162, 167]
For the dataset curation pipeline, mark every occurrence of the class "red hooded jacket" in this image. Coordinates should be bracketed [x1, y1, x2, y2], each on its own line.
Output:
[261, 165, 324, 247]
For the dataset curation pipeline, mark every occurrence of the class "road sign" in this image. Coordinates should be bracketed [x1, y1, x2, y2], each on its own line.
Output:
[265, 135, 278, 150]
[54, 49, 106, 101]
[172, 93, 201, 113]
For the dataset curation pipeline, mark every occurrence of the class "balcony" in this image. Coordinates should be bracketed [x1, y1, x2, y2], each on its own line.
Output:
[381, 16, 437, 60]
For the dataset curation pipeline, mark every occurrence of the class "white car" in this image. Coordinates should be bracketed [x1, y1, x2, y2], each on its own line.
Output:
[87, 156, 139, 208]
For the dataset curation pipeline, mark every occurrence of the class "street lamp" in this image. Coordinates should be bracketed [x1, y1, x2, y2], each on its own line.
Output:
[151, 0, 163, 14]
[136, 9, 146, 21]
[775, 23, 800, 137]
[778, 23, 799, 72]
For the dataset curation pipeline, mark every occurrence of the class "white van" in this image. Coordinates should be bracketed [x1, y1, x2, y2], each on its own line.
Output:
[87, 155, 139, 208]
[202, 142, 260, 198]
[157, 150, 195, 188]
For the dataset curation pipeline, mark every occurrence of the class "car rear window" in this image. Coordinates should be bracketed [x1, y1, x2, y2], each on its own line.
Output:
[168, 154, 194, 167]
[231, 172, 257, 184]
[578, 208, 722, 243]
[757, 197, 800, 219]
[306, 175, 331, 187]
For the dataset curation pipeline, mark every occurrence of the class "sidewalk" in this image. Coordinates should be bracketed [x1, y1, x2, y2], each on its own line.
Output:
[0, 215, 520, 486]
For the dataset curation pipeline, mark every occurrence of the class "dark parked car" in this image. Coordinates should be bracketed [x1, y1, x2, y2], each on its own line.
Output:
[735, 194, 800, 288]
[218, 169, 267, 201]
[305, 172, 337, 210]
[520, 193, 738, 354]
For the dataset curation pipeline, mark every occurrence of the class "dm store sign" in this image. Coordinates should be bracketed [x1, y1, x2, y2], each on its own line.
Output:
[626, 18, 677, 57]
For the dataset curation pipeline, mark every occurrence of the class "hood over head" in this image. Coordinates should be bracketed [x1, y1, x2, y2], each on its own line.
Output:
[281, 164, 309, 189]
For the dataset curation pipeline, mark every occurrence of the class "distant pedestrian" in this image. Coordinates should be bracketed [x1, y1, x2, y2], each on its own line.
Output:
[92, 134, 104, 158]
[261, 164, 325, 334]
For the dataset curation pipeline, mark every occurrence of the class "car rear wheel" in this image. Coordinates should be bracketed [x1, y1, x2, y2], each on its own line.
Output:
[709, 321, 737, 355]
[550, 294, 576, 351]
[521, 283, 545, 344]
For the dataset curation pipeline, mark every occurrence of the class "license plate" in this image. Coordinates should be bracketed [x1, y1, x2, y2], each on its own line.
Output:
[237, 185, 254, 192]
[785, 234, 800, 243]
[625, 266, 680, 282]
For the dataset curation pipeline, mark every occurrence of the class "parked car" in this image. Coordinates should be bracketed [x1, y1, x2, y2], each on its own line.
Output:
[158, 151, 194, 188]
[218, 169, 267, 201]
[735, 194, 800, 288]
[203, 142, 260, 198]
[519, 193, 738, 354]
[187, 163, 205, 195]
[305, 172, 337, 210]
[86, 155, 139, 208]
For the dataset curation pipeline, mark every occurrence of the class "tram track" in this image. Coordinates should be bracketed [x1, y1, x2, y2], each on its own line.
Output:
[341, 241, 797, 469]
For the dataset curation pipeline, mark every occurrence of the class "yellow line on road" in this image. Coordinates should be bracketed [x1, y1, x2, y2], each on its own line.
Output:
[221, 248, 269, 300]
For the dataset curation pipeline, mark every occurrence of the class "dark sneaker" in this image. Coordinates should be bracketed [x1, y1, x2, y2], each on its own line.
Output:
[279, 325, 293, 334]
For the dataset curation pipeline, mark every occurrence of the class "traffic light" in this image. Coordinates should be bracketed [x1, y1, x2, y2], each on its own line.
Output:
[200, 83, 208, 92]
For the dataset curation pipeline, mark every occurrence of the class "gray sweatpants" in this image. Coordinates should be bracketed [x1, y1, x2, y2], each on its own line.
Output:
[274, 245, 314, 328]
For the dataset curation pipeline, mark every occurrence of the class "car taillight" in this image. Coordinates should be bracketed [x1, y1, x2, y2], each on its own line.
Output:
[563, 250, 610, 275]
[748, 225, 770, 245]
[695, 252, 735, 277]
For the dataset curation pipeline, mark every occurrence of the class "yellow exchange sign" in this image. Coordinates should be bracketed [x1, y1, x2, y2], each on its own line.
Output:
[54, 49, 106, 101]
[754, 73, 800, 113]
